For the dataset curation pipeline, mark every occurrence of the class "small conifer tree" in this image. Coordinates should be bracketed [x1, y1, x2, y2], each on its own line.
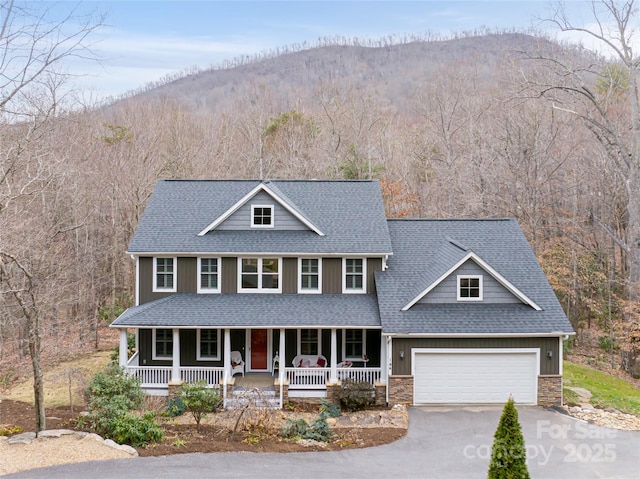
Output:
[487, 396, 531, 479]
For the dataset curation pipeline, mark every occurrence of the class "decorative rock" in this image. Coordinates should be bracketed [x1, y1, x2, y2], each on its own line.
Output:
[106, 441, 139, 456]
[81, 432, 105, 443]
[37, 429, 76, 438]
[104, 439, 118, 448]
[297, 439, 327, 448]
[7, 432, 36, 445]
[563, 406, 640, 431]
[326, 417, 337, 426]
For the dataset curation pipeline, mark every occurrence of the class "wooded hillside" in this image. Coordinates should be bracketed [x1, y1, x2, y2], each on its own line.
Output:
[2, 8, 640, 384]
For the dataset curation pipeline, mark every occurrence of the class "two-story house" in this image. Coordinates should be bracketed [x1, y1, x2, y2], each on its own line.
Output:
[111, 179, 574, 407]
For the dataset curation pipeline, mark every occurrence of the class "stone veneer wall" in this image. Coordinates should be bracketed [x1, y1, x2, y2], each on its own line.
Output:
[388, 375, 414, 405]
[374, 381, 387, 406]
[538, 375, 562, 406]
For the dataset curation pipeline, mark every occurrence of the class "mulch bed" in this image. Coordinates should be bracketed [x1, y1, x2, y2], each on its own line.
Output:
[0, 399, 406, 455]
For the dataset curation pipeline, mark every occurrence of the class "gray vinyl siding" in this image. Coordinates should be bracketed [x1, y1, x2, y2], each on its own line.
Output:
[216, 191, 308, 231]
[391, 337, 560, 376]
[138, 255, 383, 303]
[367, 258, 382, 294]
[283, 258, 297, 294]
[419, 260, 521, 304]
[322, 258, 342, 293]
[178, 258, 197, 294]
[138, 328, 226, 367]
[221, 257, 237, 293]
[139, 257, 197, 304]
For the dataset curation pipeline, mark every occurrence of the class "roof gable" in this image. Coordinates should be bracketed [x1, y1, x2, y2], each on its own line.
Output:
[198, 181, 325, 236]
[127, 180, 393, 255]
[402, 251, 542, 311]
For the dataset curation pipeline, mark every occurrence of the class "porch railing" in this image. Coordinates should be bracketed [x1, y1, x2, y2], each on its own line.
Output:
[181, 367, 224, 386]
[126, 365, 224, 388]
[127, 366, 171, 387]
[338, 367, 381, 384]
[285, 367, 382, 389]
[286, 367, 329, 389]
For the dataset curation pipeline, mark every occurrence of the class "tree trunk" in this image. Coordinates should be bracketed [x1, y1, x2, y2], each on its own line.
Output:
[28, 317, 46, 432]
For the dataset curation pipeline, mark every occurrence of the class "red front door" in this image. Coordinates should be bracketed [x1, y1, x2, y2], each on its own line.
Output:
[250, 329, 268, 370]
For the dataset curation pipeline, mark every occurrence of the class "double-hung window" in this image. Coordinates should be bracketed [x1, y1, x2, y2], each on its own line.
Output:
[457, 275, 483, 301]
[154, 257, 176, 292]
[251, 205, 273, 228]
[343, 329, 366, 360]
[299, 329, 320, 355]
[198, 257, 220, 293]
[153, 329, 173, 359]
[197, 329, 220, 360]
[343, 258, 366, 293]
[299, 258, 321, 293]
[239, 257, 281, 292]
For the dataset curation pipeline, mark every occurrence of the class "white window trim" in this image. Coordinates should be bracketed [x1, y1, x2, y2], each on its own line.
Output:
[298, 328, 322, 356]
[457, 274, 483, 301]
[298, 257, 322, 294]
[152, 328, 173, 360]
[197, 257, 221, 294]
[342, 328, 366, 361]
[238, 257, 282, 293]
[251, 204, 275, 228]
[196, 329, 221, 361]
[153, 257, 177, 293]
[342, 258, 367, 294]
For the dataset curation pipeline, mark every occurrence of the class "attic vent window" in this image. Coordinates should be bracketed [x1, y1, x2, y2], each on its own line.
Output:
[251, 205, 273, 228]
[458, 275, 483, 301]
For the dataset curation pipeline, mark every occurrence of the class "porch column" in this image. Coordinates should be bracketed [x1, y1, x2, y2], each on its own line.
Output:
[171, 328, 180, 383]
[119, 329, 128, 368]
[380, 334, 388, 383]
[224, 329, 231, 382]
[330, 328, 337, 382]
[279, 328, 286, 383]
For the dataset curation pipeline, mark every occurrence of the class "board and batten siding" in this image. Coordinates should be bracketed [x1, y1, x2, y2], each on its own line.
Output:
[322, 258, 342, 293]
[216, 191, 308, 231]
[138, 329, 226, 367]
[138, 255, 384, 304]
[419, 260, 521, 304]
[391, 337, 560, 376]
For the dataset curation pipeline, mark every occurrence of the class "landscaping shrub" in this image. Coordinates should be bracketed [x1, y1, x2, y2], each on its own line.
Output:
[338, 379, 374, 411]
[82, 364, 163, 446]
[487, 396, 530, 479]
[165, 395, 186, 417]
[281, 409, 333, 442]
[320, 399, 341, 418]
[178, 380, 222, 431]
[111, 412, 164, 447]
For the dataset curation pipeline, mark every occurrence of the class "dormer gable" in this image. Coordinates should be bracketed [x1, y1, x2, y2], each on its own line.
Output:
[402, 249, 541, 311]
[198, 181, 325, 236]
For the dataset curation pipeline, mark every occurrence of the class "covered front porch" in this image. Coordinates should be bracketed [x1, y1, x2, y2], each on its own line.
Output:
[117, 326, 387, 407]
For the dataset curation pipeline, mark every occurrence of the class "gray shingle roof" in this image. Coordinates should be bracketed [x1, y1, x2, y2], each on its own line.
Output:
[111, 293, 381, 328]
[128, 180, 393, 254]
[376, 219, 574, 335]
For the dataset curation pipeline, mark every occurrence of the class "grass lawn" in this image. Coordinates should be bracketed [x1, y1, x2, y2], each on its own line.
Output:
[563, 361, 640, 416]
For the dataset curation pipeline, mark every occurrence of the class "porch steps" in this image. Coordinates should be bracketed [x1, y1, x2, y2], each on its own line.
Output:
[225, 388, 281, 409]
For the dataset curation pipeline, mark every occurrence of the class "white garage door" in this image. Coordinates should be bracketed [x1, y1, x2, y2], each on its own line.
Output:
[413, 349, 538, 405]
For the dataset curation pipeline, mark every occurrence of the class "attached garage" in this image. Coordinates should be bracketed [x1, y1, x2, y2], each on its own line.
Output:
[413, 348, 539, 405]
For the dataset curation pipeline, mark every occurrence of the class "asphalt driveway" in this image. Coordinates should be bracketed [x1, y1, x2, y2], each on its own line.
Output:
[7, 406, 640, 479]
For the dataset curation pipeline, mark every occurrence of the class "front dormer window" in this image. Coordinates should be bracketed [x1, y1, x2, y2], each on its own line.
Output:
[251, 205, 273, 228]
[458, 275, 483, 301]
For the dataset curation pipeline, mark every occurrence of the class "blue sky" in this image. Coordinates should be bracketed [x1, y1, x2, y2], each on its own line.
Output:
[46, 1, 594, 100]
